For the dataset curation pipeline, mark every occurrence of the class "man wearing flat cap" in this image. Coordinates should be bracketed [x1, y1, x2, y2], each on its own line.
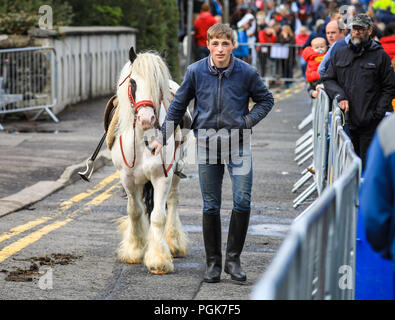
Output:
[322, 14, 395, 169]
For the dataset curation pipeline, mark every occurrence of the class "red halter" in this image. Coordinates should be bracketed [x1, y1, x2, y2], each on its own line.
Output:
[117, 73, 177, 176]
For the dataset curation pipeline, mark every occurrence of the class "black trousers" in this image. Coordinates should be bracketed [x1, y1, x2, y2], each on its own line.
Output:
[349, 125, 378, 171]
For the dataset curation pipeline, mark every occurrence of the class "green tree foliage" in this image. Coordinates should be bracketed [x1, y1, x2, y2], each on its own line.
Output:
[68, 0, 181, 81]
[88, 5, 123, 26]
[0, 0, 73, 34]
[0, 0, 181, 81]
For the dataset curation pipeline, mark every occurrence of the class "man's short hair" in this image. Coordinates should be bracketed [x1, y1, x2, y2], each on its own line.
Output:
[201, 3, 210, 12]
[207, 24, 235, 43]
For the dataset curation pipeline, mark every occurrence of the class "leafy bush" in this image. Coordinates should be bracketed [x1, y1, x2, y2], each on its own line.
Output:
[0, 11, 37, 35]
[0, 0, 73, 34]
[76, 4, 123, 26]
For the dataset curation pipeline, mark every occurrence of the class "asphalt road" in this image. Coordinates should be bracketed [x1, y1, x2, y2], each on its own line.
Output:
[0, 83, 315, 300]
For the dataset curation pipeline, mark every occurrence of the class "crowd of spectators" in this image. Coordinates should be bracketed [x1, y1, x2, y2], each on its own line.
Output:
[199, 0, 395, 89]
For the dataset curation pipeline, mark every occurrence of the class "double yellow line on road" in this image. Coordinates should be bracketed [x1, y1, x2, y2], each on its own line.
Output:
[0, 172, 121, 263]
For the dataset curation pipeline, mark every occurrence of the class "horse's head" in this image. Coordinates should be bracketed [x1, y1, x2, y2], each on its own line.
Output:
[135, 98, 157, 131]
[117, 47, 171, 133]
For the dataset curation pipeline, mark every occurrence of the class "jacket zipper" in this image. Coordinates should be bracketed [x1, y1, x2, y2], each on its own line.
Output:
[217, 72, 223, 129]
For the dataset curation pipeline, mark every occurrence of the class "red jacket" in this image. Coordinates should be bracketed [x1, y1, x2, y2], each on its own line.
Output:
[258, 30, 276, 53]
[194, 12, 217, 47]
[295, 33, 309, 55]
[380, 35, 395, 60]
[258, 30, 276, 44]
[301, 46, 325, 82]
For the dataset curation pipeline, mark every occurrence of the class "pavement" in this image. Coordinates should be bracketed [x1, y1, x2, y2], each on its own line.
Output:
[0, 96, 113, 217]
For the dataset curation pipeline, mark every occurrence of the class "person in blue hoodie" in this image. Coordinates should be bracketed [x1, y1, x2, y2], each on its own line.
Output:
[360, 113, 395, 296]
[150, 23, 274, 283]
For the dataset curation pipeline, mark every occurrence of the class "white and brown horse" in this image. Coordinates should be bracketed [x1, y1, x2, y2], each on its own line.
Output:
[110, 48, 192, 274]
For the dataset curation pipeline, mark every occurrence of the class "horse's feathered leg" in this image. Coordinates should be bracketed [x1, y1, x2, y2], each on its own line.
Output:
[144, 175, 174, 274]
[117, 176, 149, 264]
[165, 175, 189, 257]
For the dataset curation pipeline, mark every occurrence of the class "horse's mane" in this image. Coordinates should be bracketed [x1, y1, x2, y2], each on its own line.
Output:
[117, 51, 172, 134]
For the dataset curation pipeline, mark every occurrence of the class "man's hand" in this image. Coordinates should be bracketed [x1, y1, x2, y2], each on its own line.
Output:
[149, 140, 163, 156]
[338, 100, 349, 113]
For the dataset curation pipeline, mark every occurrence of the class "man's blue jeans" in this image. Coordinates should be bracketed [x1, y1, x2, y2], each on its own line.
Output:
[198, 155, 253, 215]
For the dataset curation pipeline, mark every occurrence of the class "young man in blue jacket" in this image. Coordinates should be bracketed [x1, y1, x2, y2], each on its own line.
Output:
[360, 113, 395, 294]
[150, 23, 274, 283]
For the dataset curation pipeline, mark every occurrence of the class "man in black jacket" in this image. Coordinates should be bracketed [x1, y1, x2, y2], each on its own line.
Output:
[322, 14, 395, 169]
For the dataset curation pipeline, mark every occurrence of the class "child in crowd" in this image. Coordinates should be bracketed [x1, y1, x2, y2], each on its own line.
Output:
[301, 37, 327, 98]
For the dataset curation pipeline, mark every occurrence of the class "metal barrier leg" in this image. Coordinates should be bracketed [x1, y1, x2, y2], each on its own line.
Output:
[298, 112, 313, 131]
[293, 182, 317, 208]
[31, 109, 45, 121]
[295, 136, 313, 154]
[296, 128, 313, 147]
[295, 144, 314, 162]
[44, 107, 59, 123]
[301, 163, 314, 175]
[292, 171, 313, 193]
[298, 151, 314, 166]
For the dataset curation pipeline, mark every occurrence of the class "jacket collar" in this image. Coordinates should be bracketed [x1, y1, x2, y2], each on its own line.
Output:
[207, 54, 235, 77]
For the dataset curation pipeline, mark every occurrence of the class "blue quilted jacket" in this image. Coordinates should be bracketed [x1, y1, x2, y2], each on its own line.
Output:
[159, 55, 274, 143]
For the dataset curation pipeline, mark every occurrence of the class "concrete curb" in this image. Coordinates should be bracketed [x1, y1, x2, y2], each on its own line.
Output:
[0, 149, 112, 218]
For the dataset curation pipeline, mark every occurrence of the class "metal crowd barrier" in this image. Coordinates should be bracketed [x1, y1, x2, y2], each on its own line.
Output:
[293, 89, 330, 208]
[252, 93, 362, 300]
[0, 47, 57, 130]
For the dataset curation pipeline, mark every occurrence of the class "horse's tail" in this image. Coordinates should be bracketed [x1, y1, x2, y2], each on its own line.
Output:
[143, 181, 154, 216]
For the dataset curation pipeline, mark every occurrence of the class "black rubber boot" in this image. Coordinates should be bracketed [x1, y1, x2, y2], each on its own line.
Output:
[224, 210, 250, 282]
[202, 213, 222, 283]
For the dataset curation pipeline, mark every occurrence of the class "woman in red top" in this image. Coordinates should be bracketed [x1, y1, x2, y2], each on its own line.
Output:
[380, 22, 395, 61]
[194, 3, 218, 60]
[295, 26, 310, 78]
[258, 26, 277, 77]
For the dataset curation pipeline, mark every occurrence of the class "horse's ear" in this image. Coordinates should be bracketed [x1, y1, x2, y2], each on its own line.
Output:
[129, 46, 137, 64]
[159, 49, 166, 59]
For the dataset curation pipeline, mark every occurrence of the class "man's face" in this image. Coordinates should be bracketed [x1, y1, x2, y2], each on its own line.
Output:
[326, 22, 343, 45]
[207, 36, 235, 68]
[350, 25, 372, 45]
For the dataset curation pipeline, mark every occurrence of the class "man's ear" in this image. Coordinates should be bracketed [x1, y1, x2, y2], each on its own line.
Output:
[368, 27, 373, 36]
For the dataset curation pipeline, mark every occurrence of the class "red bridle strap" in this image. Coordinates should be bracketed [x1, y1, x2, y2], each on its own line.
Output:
[134, 100, 155, 113]
[118, 72, 176, 176]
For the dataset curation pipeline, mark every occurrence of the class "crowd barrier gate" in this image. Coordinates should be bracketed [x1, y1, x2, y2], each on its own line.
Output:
[0, 47, 57, 130]
[252, 92, 362, 300]
[293, 89, 330, 208]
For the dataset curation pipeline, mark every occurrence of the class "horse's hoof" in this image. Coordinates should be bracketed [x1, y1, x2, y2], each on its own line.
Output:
[150, 269, 169, 275]
[125, 259, 142, 264]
